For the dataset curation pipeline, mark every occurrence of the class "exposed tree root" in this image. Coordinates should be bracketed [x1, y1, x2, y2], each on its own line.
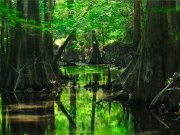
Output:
[150, 73, 180, 111]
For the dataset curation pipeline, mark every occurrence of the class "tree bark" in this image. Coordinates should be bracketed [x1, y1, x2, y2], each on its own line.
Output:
[4, 0, 50, 90]
[44, 0, 54, 60]
[115, 0, 179, 104]
[0, 0, 6, 87]
[133, 0, 141, 47]
[176, 0, 180, 70]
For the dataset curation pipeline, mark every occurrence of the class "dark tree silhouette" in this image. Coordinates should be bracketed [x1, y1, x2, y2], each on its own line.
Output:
[89, 30, 104, 64]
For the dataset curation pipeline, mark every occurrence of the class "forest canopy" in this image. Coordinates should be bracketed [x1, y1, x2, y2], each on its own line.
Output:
[0, 0, 133, 45]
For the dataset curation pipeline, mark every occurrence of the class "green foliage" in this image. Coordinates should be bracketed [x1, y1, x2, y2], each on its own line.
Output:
[2, 0, 180, 48]
[52, 0, 133, 46]
[0, 0, 133, 48]
[0, 1, 48, 31]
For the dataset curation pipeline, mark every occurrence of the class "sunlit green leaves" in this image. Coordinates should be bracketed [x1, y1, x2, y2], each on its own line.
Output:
[0, 0, 133, 47]
[52, 0, 133, 45]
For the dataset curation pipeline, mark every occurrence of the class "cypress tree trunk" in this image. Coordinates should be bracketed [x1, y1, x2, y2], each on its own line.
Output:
[4, 0, 49, 90]
[44, 0, 54, 60]
[0, 0, 6, 87]
[88, 30, 104, 64]
[133, 0, 141, 47]
[26, 0, 48, 88]
[114, 0, 179, 103]
[176, 0, 180, 69]
[43, 0, 59, 81]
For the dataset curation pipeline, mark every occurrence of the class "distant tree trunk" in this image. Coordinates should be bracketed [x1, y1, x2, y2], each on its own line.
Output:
[133, 0, 141, 47]
[88, 30, 104, 64]
[114, 0, 179, 103]
[64, 33, 78, 64]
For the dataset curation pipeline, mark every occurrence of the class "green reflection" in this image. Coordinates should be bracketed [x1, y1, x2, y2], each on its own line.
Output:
[61, 65, 118, 86]
[55, 88, 135, 135]
[55, 65, 135, 135]
[0, 65, 135, 135]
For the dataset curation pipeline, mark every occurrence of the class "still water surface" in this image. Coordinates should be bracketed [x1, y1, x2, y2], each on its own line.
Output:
[0, 65, 173, 135]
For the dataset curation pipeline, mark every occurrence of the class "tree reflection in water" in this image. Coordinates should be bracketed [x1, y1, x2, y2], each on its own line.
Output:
[2, 92, 57, 135]
[1, 66, 175, 135]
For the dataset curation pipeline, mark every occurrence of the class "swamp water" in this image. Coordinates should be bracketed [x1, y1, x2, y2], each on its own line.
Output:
[0, 65, 174, 135]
